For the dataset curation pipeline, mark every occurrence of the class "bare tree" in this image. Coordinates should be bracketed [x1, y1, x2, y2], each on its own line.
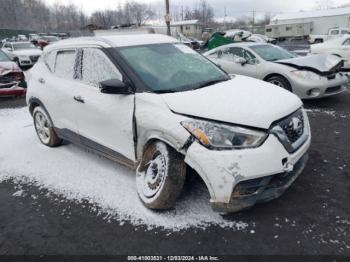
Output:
[315, 0, 334, 10]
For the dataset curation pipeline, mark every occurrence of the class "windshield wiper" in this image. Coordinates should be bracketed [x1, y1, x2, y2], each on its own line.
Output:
[152, 89, 177, 94]
[192, 78, 228, 90]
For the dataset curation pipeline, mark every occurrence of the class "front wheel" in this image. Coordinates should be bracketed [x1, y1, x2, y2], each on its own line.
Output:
[266, 75, 292, 92]
[136, 141, 186, 210]
[33, 106, 62, 147]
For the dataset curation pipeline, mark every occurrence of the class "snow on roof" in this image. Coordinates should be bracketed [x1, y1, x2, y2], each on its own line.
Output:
[171, 20, 201, 26]
[45, 34, 178, 51]
[272, 7, 350, 21]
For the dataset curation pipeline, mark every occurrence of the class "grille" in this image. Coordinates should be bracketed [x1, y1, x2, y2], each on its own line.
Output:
[325, 86, 341, 94]
[277, 110, 304, 144]
[30, 55, 40, 62]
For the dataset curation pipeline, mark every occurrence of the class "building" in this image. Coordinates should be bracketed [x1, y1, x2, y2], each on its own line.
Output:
[266, 7, 350, 39]
[171, 20, 203, 38]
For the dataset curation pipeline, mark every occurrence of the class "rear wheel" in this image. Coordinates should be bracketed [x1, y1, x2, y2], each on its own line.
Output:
[33, 106, 62, 147]
[136, 141, 186, 210]
[266, 75, 292, 92]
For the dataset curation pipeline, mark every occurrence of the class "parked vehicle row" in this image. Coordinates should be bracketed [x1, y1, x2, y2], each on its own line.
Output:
[26, 34, 311, 213]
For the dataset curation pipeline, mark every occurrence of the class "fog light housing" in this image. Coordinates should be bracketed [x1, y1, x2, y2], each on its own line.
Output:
[307, 88, 321, 97]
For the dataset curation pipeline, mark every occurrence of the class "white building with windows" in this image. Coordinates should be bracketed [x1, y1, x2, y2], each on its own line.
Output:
[170, 20, 203, 38]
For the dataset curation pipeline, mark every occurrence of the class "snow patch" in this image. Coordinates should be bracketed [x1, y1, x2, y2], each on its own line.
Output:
[0, 108, 249, 231]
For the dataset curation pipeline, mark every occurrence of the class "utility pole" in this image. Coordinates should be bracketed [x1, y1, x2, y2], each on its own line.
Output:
[252, 10, 255, 33]
[224, 6, 227, 30]
[165, 0, 171, 36]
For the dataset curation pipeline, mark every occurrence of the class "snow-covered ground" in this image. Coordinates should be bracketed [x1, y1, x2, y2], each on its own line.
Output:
[0, 108, 248, 231]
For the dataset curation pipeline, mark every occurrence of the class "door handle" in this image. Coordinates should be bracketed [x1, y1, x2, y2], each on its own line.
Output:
[38, 78, 45, 84]
[73, 96, 85, 103]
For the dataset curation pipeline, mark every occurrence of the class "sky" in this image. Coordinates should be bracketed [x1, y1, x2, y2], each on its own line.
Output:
[44, 0, 350, 17]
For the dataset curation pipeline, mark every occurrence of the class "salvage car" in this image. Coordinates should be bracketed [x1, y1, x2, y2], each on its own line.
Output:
[204, 43, 349, 99]
[0, 49, 26, 97]
[26, 35, 311, 213]
[2, 41, 42, 68]
[311, 35, 350, 68]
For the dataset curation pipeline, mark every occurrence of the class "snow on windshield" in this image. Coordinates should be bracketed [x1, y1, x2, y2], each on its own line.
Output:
[0, 108, 249, 231]
[119, 43, 227, 92]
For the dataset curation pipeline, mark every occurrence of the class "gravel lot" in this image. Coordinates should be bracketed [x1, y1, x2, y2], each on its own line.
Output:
[0, 94, 349, 258]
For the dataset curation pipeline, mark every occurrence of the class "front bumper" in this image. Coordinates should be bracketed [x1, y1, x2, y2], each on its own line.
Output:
[290, 73, 349, 99]
[184, 123, 311, 213]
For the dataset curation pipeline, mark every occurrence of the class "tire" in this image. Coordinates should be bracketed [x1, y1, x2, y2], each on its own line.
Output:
[136, 141, 186, 210]
[314, 39, 323, 44]
[266, 75, 292, 92]
[33, 106, 62, 147]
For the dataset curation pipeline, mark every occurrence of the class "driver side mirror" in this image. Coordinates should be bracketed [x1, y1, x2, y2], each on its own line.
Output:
[233, 56, 247, 66]
[12, 56, 19, 63]
[99, 79, 133, 95]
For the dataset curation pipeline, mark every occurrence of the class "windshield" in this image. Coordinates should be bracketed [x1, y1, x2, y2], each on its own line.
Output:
[250, 45, 297, 61]
[118, 43, 229, 93]
[0, 50, 10, 62]
[12, 43, 37, 50]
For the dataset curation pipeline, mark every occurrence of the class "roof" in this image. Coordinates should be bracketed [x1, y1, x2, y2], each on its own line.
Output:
[171, 20, 201, 26]
[272, 7, 350, 21]
[45, 34, 178, 51]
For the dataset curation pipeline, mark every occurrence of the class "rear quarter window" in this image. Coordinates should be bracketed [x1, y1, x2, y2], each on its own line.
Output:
[54, 50, 77, 80]
[44, 51, 57, 72]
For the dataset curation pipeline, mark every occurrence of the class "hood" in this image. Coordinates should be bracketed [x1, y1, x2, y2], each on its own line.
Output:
[0, 61, 20, 76]
[161, 75, 302, 129]
[275, 54, 343, 75]
[12, 49, 42, 56]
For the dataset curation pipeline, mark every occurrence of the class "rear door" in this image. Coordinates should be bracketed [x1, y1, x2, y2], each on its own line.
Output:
[72, 47, 136, 161]
[40, 49, 80, 135]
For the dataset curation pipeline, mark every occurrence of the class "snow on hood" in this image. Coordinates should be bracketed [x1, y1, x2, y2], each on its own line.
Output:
[0, 61, 20, 75]
[161, 75, 302, 129]
[276, 54, 344, 75]
[12, 49, 42, 56]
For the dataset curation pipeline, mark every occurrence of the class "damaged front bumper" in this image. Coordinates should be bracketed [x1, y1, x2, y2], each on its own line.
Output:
[211, 154, 308, 213]
[184, 127, 311, 213]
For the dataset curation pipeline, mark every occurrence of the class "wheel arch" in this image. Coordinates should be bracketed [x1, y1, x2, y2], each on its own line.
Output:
[28, 97, 55, 126]
[263, 73, 293, 92]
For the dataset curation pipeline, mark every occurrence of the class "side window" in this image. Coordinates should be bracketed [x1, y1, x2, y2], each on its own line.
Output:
[54, 50, 77, 80]
[82, 48, 122, 87]
[341, 30, 349, 35]
[44, 50, 57, 72]
[330, 30, 339, 35]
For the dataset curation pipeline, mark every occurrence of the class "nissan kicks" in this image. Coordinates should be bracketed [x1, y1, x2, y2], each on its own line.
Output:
[26, 34, 311, 212]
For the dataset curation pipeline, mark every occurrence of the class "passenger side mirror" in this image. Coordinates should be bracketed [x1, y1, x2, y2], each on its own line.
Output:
[99, 79, 133, 95]
[12, 56, 19, 63]
[233, 56, 247, 66]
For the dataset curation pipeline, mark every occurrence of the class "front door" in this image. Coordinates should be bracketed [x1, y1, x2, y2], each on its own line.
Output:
[73, 47, 136, 161]
[216, 47, 258, 78]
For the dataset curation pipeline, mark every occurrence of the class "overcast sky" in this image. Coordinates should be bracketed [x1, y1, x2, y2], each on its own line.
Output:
[45, 0, 350, 17]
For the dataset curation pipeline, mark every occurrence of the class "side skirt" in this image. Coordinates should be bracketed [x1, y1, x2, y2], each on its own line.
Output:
[55, 128, 137, 170]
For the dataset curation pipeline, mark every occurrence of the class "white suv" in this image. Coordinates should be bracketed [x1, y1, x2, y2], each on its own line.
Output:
[26, 34, 311, 213]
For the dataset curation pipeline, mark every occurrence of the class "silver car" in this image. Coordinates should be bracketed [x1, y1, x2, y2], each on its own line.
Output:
[204, 43, 349, 99]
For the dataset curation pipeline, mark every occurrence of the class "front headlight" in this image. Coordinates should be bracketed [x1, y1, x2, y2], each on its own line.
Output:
[291, 70, 322, 81]
[181, 119, 268, 150]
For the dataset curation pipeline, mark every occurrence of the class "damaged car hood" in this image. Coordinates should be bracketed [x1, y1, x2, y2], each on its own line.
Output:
[0, 61, 20, 75]
[161, 75, 302, 129]
[275, 54, 344, 75]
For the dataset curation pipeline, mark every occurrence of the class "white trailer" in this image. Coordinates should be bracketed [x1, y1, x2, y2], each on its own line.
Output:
[266, 7, 350, 40]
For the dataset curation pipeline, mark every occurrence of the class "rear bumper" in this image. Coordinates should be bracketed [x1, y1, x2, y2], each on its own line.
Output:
[211, 154, 308, 213]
